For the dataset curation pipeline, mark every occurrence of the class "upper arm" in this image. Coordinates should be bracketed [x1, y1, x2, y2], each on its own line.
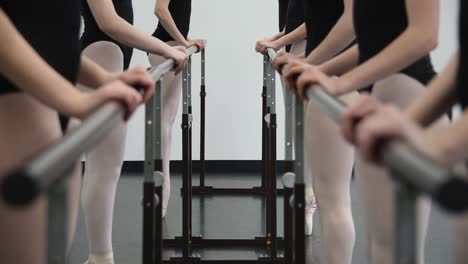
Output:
[405, 0, 439, 37]
[86, 0, 119, 31]
[154, 0, 170, 16]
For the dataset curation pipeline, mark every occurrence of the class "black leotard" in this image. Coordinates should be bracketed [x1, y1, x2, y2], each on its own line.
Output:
[0, 0, 81, 95]
[284, 0, 304, 52]
[303, 0, 344, 55]
[457, 0, 468, 108]
[152, 0, 191, 43]
[81, 0, 134, 69]
[279, 0, 289, 32]
[354, 0, 436, 91]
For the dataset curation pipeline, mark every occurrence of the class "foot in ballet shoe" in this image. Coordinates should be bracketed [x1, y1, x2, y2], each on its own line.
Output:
[162, 175, 170, 218]
[305, 187, 317, 236]
[85, 253, 114, 264]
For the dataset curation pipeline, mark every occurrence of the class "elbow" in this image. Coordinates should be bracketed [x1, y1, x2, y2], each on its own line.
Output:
[154, 7, 165, 18]
[98, 19, 118, 37]
[423, 32, 439, 52]
[409, 27, 439, 53]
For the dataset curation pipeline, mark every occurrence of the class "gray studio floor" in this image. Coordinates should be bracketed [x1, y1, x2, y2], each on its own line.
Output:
[70, 173, 454, 264]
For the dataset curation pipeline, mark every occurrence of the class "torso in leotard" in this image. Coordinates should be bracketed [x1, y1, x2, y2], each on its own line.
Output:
[81, 0, 134, 69]
[278, 0, 289, 32]
[0, 0, 81, 95]
[284, 0, 304, 52]
[354, 0, 436, 89]
[152, 0, 191, 43]
[457, 0, 468, 108]
[303, 0, 344, 55]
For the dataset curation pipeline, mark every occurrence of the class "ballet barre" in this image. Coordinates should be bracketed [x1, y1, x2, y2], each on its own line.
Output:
[142, 43, 203, 264]
[266, 47, 468, 264]
[0, 43, 202, 264]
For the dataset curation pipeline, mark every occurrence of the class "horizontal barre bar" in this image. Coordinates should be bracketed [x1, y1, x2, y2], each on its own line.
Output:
[0, 42, 206, 206]
[264, 48, 468, 213]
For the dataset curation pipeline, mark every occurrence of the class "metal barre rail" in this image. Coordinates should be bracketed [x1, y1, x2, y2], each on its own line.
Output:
[0, 43, 203, 206]
[266, 48, 468, 213]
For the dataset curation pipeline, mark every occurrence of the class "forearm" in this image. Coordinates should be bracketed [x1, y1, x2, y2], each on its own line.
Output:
[337, 28, 437, 94]
[318, 44, 359, 76]
[405, 54, 459, 126]
[304, 15, 355, 65]
[77, 56, 112, 88]
[429, 110, 468, 164]
[102, 16, 173, 56]
[269, 31, 285, 41]
[0, 11, 83, 115]
[274, 23, 307, 48]
[155, 8, 188, 46]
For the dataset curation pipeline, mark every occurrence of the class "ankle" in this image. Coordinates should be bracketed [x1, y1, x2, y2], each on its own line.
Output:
[88, 252, 114, 264]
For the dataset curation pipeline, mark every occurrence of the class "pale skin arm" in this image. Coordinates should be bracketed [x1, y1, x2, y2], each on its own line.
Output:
[154, 0, 188, 46]
[304, 0, 355, 65]
[319, 44, 360, 76]
[78, 56, 113, 88]
[334, 0, 440, 95]
[272, 23, 307, 49]
[87, 0, 176, 57]
[405, 53, 459, 126]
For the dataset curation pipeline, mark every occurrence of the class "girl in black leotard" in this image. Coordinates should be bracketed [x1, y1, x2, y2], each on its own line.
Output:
[148, 0, 204, 219]
[285, 0, 448, 263]
[338, 1, 468, 263]
[79, 1, 189, 263]
[271, 1, 359, 263]
[0, 1, 153, 263]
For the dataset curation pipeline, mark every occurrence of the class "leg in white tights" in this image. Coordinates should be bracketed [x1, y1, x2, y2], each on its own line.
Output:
[354, 74, 449, 264]
[281, 41, 319, 235]
[306, 90, 360, 264]
[80, 41, 126, 264]
[148, 41, 183, 217]
[0, 93, 81, 263]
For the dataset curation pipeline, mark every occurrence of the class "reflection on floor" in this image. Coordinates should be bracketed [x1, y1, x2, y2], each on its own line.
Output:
[70, 173, 453, 264]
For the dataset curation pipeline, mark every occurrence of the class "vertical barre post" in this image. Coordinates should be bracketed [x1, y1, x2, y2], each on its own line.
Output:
[268, 57, 278, 257]
[284, 83, 294, 161]
[181, 65, 191, 258]
[265, 55, 272, 242]
[188, 57, 193, 237]
[143, 89, 157, 264]
[154, 173, 164, 264]
[262, 55, 268, 190]
[200, 49, 206, 187]
[394, 181, 417, 264]
[47, 179, 68, 264]
[294, 95, 306, 264]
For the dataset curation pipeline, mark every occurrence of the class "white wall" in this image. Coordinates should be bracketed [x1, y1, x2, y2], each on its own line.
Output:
[123, 0, 459, 161]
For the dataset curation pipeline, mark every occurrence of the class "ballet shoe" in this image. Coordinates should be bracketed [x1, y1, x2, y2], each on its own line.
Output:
[162, 174, 170, 218]
[305, 187, 317, 236]
[83, 253, 114, 264]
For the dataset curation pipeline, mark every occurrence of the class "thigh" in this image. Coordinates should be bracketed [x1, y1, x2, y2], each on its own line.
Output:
[0, 93, 63, 264]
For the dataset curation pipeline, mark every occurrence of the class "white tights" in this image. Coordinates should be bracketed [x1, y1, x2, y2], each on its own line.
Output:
[148, 41, 183, 216]
[79, 41, 127, 262]
[355, 74, 449, 264]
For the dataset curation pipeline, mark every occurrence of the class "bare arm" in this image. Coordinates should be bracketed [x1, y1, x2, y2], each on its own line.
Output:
[87, 0, 175, 57]
[405, 53, 459, 126]
[273, 23, 307, 48]
[319, 44, 360, 76]
[335, 0, 439, 95]
[78, 56, 113, 88]
[154, 0, 188, 46]
[304, 0, 355, 65]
